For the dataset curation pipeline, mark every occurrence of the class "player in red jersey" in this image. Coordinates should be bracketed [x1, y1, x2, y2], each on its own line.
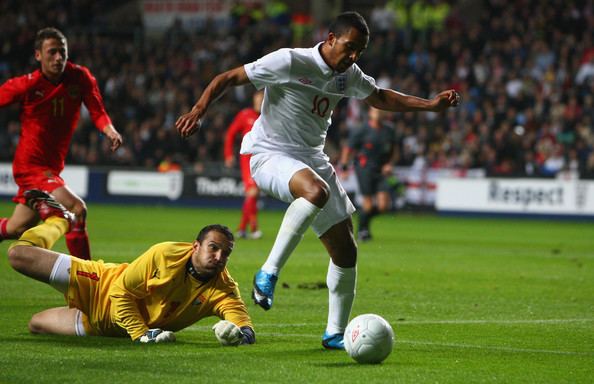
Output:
[224, 91, 264, 239]
[0, 27, 123, 260]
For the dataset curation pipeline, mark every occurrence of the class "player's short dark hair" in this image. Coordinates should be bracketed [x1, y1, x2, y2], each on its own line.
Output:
[329, 11, 369, 38]
[197, 224, 234, 243]
[34, 27, 67, 51]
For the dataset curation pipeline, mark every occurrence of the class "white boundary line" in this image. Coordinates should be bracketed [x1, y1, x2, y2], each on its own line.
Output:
[397, 339, 593, 356]
[387, 318, 594, 325]
[184, 328, 592, 356]
[188, 318, 593, 331]
[185, 318, 594, 356]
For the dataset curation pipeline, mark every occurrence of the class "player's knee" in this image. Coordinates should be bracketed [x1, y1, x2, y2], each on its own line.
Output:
[70, 202, 87, 218]
[7, 245, 27, 272]
[246, 186, 259, 197]
[28, 313, 47, 334]
[303, 180, 330, 207]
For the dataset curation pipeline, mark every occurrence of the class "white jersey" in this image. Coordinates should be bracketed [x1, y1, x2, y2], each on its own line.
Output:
[240, 42, 377, 157]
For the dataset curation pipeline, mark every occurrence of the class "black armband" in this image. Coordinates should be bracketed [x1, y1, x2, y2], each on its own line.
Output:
[240, 326, 256, 345]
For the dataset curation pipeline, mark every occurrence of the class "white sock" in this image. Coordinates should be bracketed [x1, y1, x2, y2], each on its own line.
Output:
[325, 260, 357, 335]
[49, 253, 72, 294]
[261, 197, 320, 275]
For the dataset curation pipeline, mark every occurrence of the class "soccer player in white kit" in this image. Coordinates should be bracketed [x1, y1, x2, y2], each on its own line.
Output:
[176, 11, 460, 350]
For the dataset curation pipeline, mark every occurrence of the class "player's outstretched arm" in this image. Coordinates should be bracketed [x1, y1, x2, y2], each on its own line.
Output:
[365, 88, 460, 113]
[176, 66, 251, 138]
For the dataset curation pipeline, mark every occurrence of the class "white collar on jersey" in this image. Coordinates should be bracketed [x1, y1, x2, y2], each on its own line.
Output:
[312, 42, 335, 77]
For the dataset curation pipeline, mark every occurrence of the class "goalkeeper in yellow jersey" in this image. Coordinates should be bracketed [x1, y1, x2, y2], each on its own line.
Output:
[7, 190, 255, 345]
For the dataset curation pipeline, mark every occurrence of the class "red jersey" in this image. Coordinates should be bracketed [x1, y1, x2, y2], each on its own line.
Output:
[224, 108, 259, 161]
[0, 61, 112, 175]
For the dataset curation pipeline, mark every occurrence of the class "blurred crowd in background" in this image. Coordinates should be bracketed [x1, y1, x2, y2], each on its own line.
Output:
[1, 0, 593, 178]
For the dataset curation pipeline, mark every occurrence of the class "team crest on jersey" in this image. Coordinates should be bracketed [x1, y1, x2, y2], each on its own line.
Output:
[335, 74, 347, 93]
[68, 85, 81, 99]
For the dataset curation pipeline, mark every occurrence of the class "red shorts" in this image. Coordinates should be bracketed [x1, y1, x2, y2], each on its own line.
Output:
[12, 168, 65, 204]
[240, 154, 257, 191]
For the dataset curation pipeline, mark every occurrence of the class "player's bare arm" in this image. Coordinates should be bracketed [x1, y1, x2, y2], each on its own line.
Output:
[176, 66, 251, 138]
[102, 124, 123, 151]
[365, 88, 460, 113]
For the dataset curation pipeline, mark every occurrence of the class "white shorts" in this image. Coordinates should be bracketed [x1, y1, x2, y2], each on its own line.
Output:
[250, 152, 355, 237]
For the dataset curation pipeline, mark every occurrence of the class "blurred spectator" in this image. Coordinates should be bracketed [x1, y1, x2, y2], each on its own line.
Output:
[0, 0, 592, 181]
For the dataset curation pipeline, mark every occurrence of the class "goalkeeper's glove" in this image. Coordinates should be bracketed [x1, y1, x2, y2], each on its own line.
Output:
[212, 320, 242, 346]
[212, 320, 255, 346]
[138, 328, 176, 343]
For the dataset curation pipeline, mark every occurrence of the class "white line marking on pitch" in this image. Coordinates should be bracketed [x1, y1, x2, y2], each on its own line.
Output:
[275, 318, 594, 326]
[189, 330, 590, 356]
[188, 318, 593, 331]
[397, 339, 593, 356]
[392, 318, 594, 325]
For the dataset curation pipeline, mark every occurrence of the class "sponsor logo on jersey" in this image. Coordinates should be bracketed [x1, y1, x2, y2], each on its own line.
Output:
[76, 270, 100, 281]
[298, 77, 313, 85]
[34, 90, 45, 98]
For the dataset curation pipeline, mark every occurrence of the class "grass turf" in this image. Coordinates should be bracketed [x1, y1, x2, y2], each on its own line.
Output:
[0, 202, 592, 383]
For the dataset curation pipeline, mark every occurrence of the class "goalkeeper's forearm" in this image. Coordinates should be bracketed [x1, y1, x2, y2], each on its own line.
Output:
[240, 326, 256, 345]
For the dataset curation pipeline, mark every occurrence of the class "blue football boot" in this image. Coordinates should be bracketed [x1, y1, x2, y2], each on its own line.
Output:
[322, 331, 345, 350]
[252, 269, 278, 310]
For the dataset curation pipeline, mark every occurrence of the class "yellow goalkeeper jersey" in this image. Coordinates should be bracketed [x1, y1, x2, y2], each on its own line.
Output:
[66, 242, 252, 340]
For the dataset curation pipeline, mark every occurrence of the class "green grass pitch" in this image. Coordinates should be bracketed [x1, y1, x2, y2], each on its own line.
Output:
[0, 202, 592, 383]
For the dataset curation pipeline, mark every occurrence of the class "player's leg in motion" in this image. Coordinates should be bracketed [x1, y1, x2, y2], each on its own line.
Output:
[239, 154, 262, 239]
[0, 204, 40, 242]
[237, 197, 249, 238]
[370, 189, 392, 234]
[320, 219, 357, 350]
[8, 189, 74, 280]
[252, 168, 327, 310]
[237, 188, 259, 239]
[51, 186, 91, 260]
[7, 200, 80, 336]
[357, 195, 376, 241]
[245, 186, 262, 239]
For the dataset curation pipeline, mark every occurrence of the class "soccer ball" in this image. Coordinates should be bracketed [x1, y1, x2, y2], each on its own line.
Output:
[344, 314, 395, 364]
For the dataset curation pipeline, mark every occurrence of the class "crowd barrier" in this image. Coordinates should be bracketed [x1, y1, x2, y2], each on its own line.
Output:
[2, 163, 592, 219]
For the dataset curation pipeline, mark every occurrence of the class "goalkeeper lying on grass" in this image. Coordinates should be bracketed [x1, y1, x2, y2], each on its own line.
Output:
[6, 190, 255, 346]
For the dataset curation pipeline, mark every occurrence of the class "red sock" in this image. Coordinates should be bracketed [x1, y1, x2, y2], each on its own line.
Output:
[0, 218, 9, 240]
[65, 219, 91, 260]
[245, 196, 259, 231]
[238, 198, 250, 231]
